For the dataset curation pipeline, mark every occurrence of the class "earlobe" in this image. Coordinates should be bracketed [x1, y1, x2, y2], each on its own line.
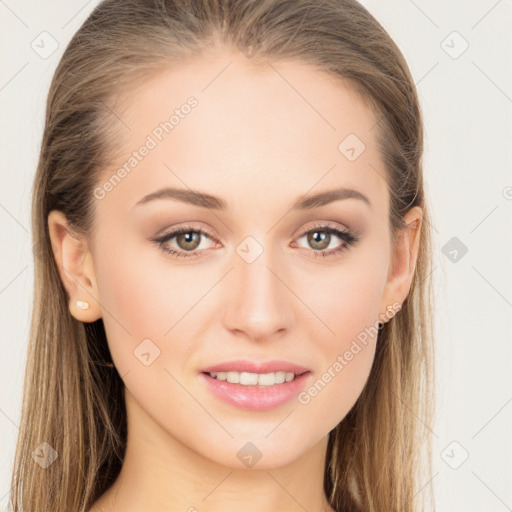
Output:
[379, 206, 423, 323]
[47, 210, 102, 323]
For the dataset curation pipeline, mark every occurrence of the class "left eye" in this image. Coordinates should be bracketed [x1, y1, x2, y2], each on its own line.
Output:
[152, 224, 359, 259]
[293, 225, 359, 258]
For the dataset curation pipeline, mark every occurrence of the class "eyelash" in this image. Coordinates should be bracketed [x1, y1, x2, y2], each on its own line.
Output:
[151, 223, 360, 260]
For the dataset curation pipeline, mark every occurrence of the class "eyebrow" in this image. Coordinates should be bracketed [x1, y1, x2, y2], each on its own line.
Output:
[133, 186, 371, 211]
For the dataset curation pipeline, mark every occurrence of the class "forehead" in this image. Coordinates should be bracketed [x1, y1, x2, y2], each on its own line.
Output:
[98, 49, 388, 216]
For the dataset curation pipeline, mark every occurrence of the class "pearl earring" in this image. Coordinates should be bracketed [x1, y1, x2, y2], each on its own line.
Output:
[76, 300, 90, 310]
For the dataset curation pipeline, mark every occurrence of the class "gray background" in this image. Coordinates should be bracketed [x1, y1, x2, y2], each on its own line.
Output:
[1, 0, 511, 510]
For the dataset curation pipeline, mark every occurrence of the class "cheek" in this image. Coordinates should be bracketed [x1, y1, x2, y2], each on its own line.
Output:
[295, 279, 382, 436]
[301, 245, 389, 346]
[296, 338, 377, 440]
[92, 233, 218, 382]
[93, 227, 205, 334]
[293, 251, 388, 430]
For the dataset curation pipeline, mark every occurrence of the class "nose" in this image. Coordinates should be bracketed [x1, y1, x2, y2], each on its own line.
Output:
[222, 243, 295, 342]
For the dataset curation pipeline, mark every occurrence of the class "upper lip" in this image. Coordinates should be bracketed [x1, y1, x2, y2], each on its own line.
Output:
[201, 360, 310, 375]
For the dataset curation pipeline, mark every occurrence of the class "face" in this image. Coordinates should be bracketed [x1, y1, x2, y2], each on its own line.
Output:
[51, 48, 418, 470]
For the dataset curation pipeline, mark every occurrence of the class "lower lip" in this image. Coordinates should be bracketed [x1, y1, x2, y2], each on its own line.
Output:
[199, 372, 311, 411]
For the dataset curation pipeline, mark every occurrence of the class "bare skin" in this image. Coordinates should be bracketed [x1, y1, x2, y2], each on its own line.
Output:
[49, 47, 422, 512]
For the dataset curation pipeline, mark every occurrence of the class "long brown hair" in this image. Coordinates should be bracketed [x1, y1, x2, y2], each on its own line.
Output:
[10, 1, 435, 510]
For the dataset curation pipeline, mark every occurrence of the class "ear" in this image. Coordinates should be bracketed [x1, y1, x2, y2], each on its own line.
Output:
[47, 210, 102, 323]
[379, 206, 423, 323]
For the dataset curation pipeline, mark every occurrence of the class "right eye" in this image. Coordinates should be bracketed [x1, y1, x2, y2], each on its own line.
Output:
[151, 224, 219, 259]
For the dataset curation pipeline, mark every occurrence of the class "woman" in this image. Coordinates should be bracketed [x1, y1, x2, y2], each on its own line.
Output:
[10, 1, 435, 511]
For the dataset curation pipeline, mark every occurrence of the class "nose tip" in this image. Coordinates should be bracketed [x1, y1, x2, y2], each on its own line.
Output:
[221, 256, 294, 342]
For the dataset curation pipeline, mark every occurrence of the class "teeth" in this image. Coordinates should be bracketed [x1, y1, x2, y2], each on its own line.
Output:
[208, 371, 297, 386]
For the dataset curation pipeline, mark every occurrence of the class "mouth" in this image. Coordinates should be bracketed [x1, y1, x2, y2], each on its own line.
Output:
[199, 369, 312, 411]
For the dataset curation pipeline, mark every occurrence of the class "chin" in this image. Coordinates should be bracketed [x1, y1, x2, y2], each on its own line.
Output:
[193, 433, 319, 470]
